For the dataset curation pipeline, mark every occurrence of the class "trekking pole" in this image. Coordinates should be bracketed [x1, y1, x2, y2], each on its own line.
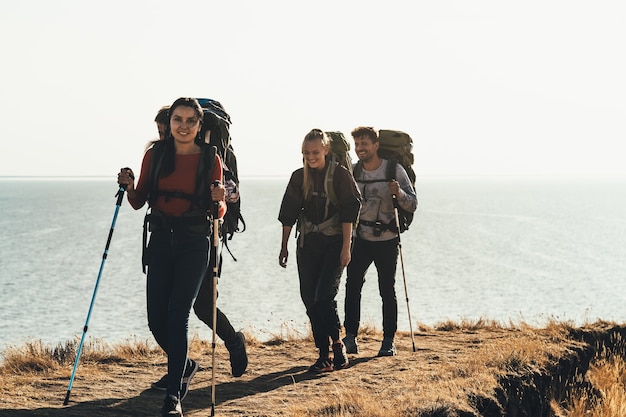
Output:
[63, 173, 132, 405]
[392, 193, 417, 353]
[210, 181, 220, 416]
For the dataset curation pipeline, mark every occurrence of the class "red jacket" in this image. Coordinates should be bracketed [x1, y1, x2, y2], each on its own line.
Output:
[129, 147, 226, 218]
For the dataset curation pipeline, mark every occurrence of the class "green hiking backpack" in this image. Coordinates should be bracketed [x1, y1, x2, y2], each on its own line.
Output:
[325, 131, 353, 174]
[323, 131, 353, 206]
[377, 129, 416, 185]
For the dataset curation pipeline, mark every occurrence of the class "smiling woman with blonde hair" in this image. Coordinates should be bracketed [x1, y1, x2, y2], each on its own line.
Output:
[278, 128, 361, 373]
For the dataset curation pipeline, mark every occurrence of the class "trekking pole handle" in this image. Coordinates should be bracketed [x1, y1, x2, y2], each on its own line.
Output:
[121, 168, 135, 191]
[115, 168, 134, 205]
[391, 193, 400, 209]
[390, 177, 400, 208]
[391, 185, 404, 238]
[212, 180, 221, 215]
[212, 181, 221, 247]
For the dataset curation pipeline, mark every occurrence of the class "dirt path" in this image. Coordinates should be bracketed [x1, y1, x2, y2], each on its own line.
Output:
[0, 325, 601, 416]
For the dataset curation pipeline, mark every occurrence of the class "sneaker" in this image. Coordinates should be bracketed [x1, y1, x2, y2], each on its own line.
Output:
[180, 359, 199, 400]
[161, 394, 183, 417]
[308, 356, 333, 373]
[377, 337, 397, 357]
[332, 341, 349, 370]
[225, 331, 248, 377]
[151, 374, 168, 391]
[342, 333, 359, 354]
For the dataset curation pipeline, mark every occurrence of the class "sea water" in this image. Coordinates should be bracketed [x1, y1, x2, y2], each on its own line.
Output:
[1, 176, 625, 349]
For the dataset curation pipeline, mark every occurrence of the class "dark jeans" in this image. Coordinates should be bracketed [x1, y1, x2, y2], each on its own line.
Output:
[297, 233, 344, 356]
[344, 237, 399, 339]
[146, 230, 209, 398]
[193, 250, 236, 345]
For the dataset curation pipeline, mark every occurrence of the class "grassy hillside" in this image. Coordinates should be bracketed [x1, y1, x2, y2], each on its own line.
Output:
[1, 320, 625, 416]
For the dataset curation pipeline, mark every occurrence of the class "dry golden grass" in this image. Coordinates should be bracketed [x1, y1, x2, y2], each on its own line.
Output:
[552, 332, 626, 417]
[0, 320, 623, 417]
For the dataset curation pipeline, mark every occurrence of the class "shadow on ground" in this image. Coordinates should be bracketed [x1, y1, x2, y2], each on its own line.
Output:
[1, 361, 380, 416]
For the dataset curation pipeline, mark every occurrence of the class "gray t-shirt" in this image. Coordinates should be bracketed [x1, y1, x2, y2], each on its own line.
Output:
[353, 159, 417, 242]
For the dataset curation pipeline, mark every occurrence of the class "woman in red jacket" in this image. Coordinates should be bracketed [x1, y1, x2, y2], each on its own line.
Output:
[118, 97, 225, 417]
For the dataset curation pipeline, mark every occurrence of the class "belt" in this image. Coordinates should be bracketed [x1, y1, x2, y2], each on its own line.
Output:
[358, 220, 392, 229]
[358, 219, 398, 234]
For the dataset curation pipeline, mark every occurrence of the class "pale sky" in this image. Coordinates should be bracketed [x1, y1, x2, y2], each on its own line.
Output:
[1, 1, 624, 178]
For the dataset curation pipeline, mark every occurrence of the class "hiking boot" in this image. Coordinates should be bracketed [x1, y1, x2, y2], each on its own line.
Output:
[342, 333, 359, 354]
[332, 341, 349, 370]
[308, 356, 333, 373]
[180, 359, 199, 400]
[151, 374, 168, 391]
[225, 331, 248, 377]
[161, 395, 183, 417]
[377, 337, 397, 357]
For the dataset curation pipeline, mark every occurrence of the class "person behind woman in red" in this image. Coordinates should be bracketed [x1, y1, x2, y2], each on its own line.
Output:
[117, 97, 226, 417]
[155, 105, 170, 141]
[278, 128, 361, 373]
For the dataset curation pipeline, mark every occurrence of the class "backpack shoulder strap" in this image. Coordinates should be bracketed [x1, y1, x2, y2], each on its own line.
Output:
[195, 144, 217, 210]
[148, 141, 167, 207]
[353, 161, 363, 182]
[325, 160, 339, 208]
[386, 158, 398, 181]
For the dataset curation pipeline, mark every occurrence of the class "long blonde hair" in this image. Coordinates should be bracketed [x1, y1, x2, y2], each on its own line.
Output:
[302, 128, 330, 200]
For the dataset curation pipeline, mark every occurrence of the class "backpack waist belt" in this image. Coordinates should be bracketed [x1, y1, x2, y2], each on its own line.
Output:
[141, 209, 213, 273]
[147, 209, 211, 234]
[297, 213, 342, 248]
[358, 219, 398, 233]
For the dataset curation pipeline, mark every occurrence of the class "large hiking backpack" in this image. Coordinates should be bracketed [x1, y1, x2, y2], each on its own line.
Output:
[353, 129, 416, 233]
[324, 131, 353, 174]
[196, 98, 246, 247]
[322, 131, 354, 207]
[377, 129, 415, 185]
